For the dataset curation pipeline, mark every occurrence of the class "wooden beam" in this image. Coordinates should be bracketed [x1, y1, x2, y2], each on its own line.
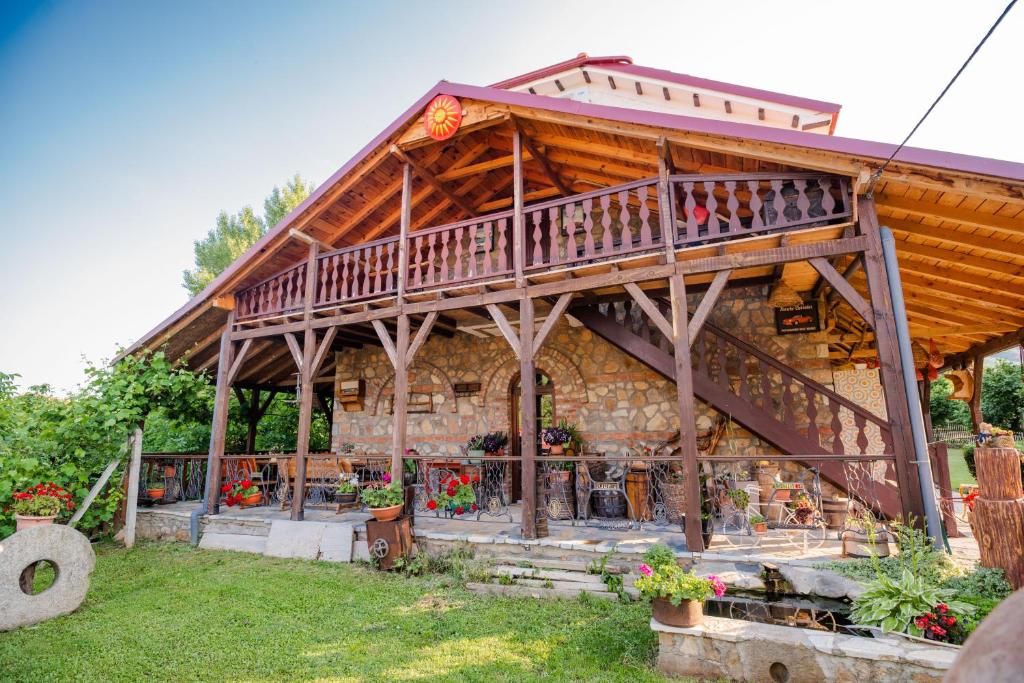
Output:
[486, 303, 522, 360]
[391, 314, 410, 478]
[406, 311, 438, 364]
[519, 296, 538, 539]
[533, 293, 573, 350]
[372, 320, 398, 368]
[397, 162, 412, 299]
[288, 228, 332, 252]
[916, 324, 1020, 338]
[677, 235, 870, 275]
[211, 295, 235, 311]
[884, 216, 1024, 259]
[809, 257, 875, 328]
[953, 327, 1024, 368]
[895, 240, 1024, 280]
[512, 127, 525, 284]
[436, 150, 532, 182]
[876, 194, 1024, 237]
[284, 332, 303, 370]
[687, 269, 731, 343]
[624, 282, 674, 340]
[512, 117, 573, 196]
[391, 145, 478, 218]
[310, 326, 339, 378]
[898, 269, 1024, 313]
[226, 338, 253, 385]
[206, 313, 235, 515]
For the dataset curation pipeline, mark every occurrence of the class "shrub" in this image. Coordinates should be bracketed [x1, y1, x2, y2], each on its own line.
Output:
[642, 544, 676, 571]
[850, 568, 973, 635]
[360, 484, 403, 509]
[11, 483, 74, 517]
[634, 563, 726, 605]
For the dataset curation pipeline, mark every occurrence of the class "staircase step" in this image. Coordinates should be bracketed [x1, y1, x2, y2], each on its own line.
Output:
[466, 581, 619, 601]
[203, 519, 271, 537]
[491, 565, 609, 586]
[198, 532, 267, 554]
[486, 555, 627, 574]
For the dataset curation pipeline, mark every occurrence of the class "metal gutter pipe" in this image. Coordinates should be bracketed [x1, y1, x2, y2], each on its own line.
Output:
[880, 227, 945, 550]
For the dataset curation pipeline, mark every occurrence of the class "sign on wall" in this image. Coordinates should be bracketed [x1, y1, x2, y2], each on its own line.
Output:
[423, 95, 463, 141]
[774, 303, 821, 335]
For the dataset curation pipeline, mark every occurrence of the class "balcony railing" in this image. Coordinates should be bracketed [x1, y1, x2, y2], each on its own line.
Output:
[235, 172, 851, 321]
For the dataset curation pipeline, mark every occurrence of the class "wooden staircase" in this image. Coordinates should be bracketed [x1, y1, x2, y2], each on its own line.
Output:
[572, 300, 901, 516]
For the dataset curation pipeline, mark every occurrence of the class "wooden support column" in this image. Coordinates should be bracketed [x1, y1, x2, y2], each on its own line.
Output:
[969, 354, 985, 432]
[519, 296, 539, 539]
[397, 163, 412, 300]
[244, 388, 260, 454]
[656, 137, 677, 259]
[291, 243, 320, 521]
[391, 314, 411, 479]
[123, 425, 144, 548]
[859, 197, 924, 522]
[512, 128, 525, 285]
[206, 310, 236, 515]
[668, 271, 704, 551]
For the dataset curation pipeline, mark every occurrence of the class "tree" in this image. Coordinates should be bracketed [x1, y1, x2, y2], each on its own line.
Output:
[182, 174, 314, 296]
[981, 359, 1024, 431]
[929, 375, 971, 428]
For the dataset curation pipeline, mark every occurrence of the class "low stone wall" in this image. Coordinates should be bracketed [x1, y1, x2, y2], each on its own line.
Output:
[135, 508, 193, 542]
[653, 616, 956, 682]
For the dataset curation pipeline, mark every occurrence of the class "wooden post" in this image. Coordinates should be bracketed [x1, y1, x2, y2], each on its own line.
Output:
[245, 388, 261, 454]
[512, 128, 525, 285]
[668, 271, 703, 551]
[397, 163, 412, 300]
[969, 355, 985, 432]
[291, 243, 320, 521]
[972, 447, 1024, 588]
[919, 378, 933, 442]
[206, 311, 236, 515]
[123, 425, 144, 548]
[519, 296, 538, 539]
[391, 314, 410, 479]
[859, 197, 924, 522]
[656, 138, 677, 262]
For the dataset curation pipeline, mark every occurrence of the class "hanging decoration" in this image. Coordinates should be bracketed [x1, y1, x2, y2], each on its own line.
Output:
[946, 369, 974, 401]
[423, 95, 463, 141]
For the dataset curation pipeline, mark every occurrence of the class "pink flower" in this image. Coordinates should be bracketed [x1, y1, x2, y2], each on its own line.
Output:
[708, 574, 727, 598]
[638, 563, 653, 577]
[382, 473, 392, 484]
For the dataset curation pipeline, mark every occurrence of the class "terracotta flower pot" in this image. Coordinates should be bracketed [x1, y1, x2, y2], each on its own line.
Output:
[651, 597, 704, 628]
[15, 514, 56, 532]
[337, 491, 357, 505]
[242, 492, 262, 506]
[147, 488, 166, 500]
[773, 489, 792, 502]
[370, 503, 403, 522]
[752, 522, 768, 533]
[548, 444, 564, 455]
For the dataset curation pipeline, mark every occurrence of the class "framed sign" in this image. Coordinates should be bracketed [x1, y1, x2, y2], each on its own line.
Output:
[774, 304, 820, 335]
[423, 95, 462, 141]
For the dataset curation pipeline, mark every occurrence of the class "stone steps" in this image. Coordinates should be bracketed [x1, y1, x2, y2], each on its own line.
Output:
[485, 555, 628, 574]
[466, 582, 621, 601]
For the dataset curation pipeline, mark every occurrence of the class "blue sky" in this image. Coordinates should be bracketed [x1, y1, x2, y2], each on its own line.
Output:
[1, 1, 1022, 391]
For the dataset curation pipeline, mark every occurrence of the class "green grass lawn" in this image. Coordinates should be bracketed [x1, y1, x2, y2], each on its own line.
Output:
[0, 542, 684, 683]
[945, 448, 976, 490]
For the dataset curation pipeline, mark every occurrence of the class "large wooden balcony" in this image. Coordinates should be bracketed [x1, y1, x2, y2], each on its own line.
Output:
[235, 172, 851, 322]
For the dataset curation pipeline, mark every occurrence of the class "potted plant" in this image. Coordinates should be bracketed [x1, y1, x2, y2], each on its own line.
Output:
[772, 480, 802, 502]
[557, 420, 583, 457]
[425, 473, 478, 517]
[361, 483, 405, 521]
[146, 477, 167, 501]
[337, 473, 359, 505]
[841, 508, 891, 558]
[541, 425, 571, 455]
[221, 479, 261, 507]
[482, 431, 507, 457]
[726, 487, 750, 514]
[466, 435, 486, 459]
[12, 483, 73, 532]
[750, 513, 768, 533]
[791, 492, 814, 525]
[636, 560, 726, 628]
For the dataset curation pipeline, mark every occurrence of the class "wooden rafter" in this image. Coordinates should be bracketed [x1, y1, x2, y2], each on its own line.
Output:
[391, 146, 478, 218]
[884, 216, 1024, 259]
[687, 269, 731, 342]
[876, 194, 1024, 236]
[511, 117, 573, 196]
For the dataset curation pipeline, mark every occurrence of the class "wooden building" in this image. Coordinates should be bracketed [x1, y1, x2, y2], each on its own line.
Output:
[127, 54, 1024, 551]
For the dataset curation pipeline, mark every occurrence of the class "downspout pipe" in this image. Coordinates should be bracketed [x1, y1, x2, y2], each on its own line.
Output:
[190, 468, 210, 546]
[880, 227, 944, 550]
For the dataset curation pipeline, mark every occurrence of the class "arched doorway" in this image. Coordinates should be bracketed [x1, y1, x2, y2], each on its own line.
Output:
[509, 371, 555, 501]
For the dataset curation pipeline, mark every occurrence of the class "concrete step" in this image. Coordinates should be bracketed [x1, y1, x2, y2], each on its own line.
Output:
[466, 581, 620, 601]
[491, 565, 610, 587]
[198, 532, 267, 554]
[203, 519, 271, 537]
[486, 555, 628, 574]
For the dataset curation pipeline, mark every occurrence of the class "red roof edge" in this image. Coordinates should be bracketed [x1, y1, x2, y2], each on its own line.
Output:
[489, 53, 633, 89]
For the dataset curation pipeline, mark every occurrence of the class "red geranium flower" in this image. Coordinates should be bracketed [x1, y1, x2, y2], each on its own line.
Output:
[454, 506, 464, 515]
[472, 475, 480, 483]
[426, 499, 437, 510]
[471, 503, 478, 511]
[460, 474, 470, 485]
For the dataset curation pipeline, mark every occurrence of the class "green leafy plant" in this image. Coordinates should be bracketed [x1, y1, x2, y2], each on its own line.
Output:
[634, 563, 726, 606]
[337, 474, 358, 494]
[641, 544, 676, 571]
[726, 488, 749, 511]
[11, 483, 73, 517]
[466, 435, 485, 451]
[360, 483, 403, 509]
[850, 568, 974, 635]
[749, 513, 766, 524]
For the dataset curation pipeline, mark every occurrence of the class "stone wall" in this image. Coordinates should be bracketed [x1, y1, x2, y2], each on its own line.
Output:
[331, 285, 834, 459]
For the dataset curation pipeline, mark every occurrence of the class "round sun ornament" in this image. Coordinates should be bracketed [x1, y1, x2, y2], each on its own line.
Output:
[423, 95, 463, 140]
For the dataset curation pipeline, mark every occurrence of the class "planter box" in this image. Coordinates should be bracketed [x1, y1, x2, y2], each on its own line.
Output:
[652, 615, 956, 683]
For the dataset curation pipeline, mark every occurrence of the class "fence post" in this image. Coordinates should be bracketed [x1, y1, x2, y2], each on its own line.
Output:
[123, 425, 144, 548]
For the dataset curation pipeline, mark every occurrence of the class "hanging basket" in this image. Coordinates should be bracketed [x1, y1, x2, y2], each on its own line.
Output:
[911, 341, 929, 370]
[927, 339, 944, 369]
[767, 281, 802, 308]
[946, 370, 974, 401]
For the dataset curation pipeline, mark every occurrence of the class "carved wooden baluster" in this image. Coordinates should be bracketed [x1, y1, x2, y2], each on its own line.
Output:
[881, 425, 894, 455]
[838, 178, 850, 214]
[373, 244, 383, 293]
[531, 209, 544, 266]
[829, 398, 844, 455]
[496, 218, 509, 272]
[412, 236, 424, 287]
[564, 202, 578, 261]
[637, 186, 652, 246]
[318, 258, 329, 304]
[547, 206, 561, 266]
[682, 181, 698, 243]
[282, 271, 293, 311]
[467, 223, 479, 278]
[618, 189, 632, 249]
[782, 375, 795, 428]
[452, 227, 463, 281]
[748, 179, 765, 230]
[769, 179, 784, 227]
[438, 230, 450, 283]
[819, 177, 836, 217]
[725, 180, 741, 234]
[481, 222, 493, 275]
[854, 413, 869, 454]
[385, 241, 396, 292]
[805, 385, 820, 449]
[340, 252, 351, 300]
[330, 254, 341, 302]
[703, 181, 720, 236]
[582, 197, 596, 257]
[795, 179, 811, 223]
[425, 232, 437, 285]
[600, 193, 614, 254]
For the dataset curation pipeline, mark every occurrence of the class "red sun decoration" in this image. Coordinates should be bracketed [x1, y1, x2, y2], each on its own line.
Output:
[423, 95, 462, 141]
